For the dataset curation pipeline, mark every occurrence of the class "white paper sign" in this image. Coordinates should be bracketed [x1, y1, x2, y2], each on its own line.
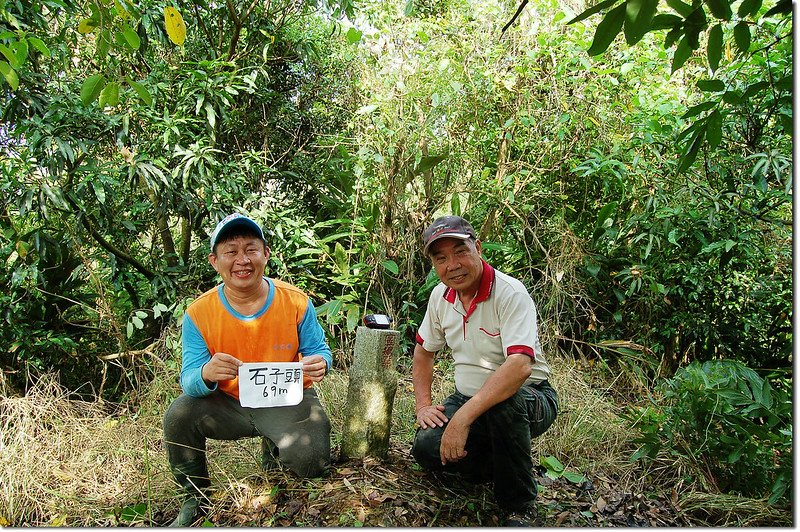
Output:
[238, 362, 304, 408]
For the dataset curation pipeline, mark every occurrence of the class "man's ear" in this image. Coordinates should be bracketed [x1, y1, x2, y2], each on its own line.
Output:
[264, 246, 271, 262]
[474, 239, 482, 254]
[208, 252, 219, 272]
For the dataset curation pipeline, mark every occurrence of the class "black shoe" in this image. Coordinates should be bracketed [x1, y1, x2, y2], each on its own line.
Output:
[504, 504, 540, 527]
[168, 497, 206, 527]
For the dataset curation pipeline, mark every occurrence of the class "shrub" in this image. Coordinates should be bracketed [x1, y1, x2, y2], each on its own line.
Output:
[626, 359, 791, 504]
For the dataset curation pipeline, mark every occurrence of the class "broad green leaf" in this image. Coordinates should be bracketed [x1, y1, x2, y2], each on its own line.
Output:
[96, 30, 111, 59]
[738, 0, 762, 17]
[356, 104, 378, 114]
[705, 109, 722, 148]
[683, 8, 707, 49]
[596, 201, 617, 228]
[413, 154, 447, 175]
[671, 35, 693, 73]
[99, 81, 119, 108]
[587, 3, 626, 56]
[11, 40, 28, 66]
[346, 27, 362, 43]
[115, 0, 131, 18]
[666, 0, 693, 17]
[78, 18, 97, 33]
[664, 25, 682, 48]
[164, 6, 186, 46]
[707, 23, 722, 71]
[567, 0, 622, 24]
[703, 0, 732, 19]
[721, 90, 741, 104]
[451, 192, 461, 216]
[651, 13, 682, 30]
[27, 37, 51, 57]
[733, 22, 751, 54]
[381, 259, 399, 275]
[763, 0, 791, 17]
[126, 78, 153, 105]
[0, 44, 17, 67]
[345, 304, 360, 331]
[120, 503, 148, 522]
[696, 79, 724, 92]
[563, 471, 587, 484]
[678, 126, 704, 172]
[122, 25, 141, 49]
[80, 73, 106, 105]
[624, 0, 658, 45]
[540, 455, 565, 473]
[404, 0, 414, 16]
[0, 61, 19, 90]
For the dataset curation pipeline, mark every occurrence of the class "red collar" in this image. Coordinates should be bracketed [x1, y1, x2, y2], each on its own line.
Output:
[443, 260, 495, 318]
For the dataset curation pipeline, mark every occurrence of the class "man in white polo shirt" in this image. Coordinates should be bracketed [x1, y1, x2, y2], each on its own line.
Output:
[411, 215, 558, 527]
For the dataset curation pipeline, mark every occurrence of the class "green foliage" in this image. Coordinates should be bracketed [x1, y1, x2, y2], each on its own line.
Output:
[626, 360, 792, 503]
[540, 455, 587, 484]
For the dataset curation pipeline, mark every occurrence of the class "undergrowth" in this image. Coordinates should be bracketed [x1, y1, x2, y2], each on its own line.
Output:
[0, 345, 789, 526]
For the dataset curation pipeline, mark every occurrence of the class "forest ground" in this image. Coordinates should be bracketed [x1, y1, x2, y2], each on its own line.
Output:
[0, 355, 790, 527]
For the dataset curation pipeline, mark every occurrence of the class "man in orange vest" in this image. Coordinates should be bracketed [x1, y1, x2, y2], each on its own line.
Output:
[162, 213, 333, 526]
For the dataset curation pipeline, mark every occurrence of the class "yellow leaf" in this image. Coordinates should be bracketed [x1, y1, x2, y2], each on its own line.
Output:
[163, 6, 186, 46]
[0, 515, 10, 526]
[78, 18, 97, 33]
[114, 0, 130, 19]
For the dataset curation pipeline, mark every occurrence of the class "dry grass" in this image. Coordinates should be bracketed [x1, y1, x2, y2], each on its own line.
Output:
[0, 347, 773, 526]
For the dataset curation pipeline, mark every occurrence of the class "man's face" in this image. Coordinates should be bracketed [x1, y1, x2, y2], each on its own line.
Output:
[209, 236, 269, 292]
[429, 237, 483, 295]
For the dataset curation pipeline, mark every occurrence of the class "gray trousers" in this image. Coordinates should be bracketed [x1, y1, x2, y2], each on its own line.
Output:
[163, 388, 331, 478]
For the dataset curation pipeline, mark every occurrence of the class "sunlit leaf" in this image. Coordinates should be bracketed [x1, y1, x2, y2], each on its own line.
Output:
[27, 37, 51, 57]
[99, 81, 120, 108]
[381, 260, 399, 275]
[164, 6, 186, 46]
[346, 27, 362, 44]
[0, 61, 19, 90]
[122, 25, 141, 49]
[80, 73, 106, 105]
[78, 18, 97, 33]
[126, 78, 153, 105]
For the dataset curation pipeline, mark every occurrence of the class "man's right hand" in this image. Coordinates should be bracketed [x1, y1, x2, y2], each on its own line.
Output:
[416, 404, 448, 429]
[201, 352, 243, 383]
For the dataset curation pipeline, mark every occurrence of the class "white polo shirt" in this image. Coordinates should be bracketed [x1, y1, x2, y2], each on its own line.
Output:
[416, 261, 551, 397]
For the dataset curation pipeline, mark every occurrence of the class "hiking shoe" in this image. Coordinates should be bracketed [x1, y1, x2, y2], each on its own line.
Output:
[168, 497, 206, 527]
[504, 504, 541, 527]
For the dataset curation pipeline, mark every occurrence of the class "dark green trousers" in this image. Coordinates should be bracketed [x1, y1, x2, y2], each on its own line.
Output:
[411, 380, 558, 512]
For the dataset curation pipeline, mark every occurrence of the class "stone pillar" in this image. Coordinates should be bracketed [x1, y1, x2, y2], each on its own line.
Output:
[341, 326, 399, 459]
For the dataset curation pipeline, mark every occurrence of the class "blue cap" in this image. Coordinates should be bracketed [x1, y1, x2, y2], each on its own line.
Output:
[210, 213, 265, 250]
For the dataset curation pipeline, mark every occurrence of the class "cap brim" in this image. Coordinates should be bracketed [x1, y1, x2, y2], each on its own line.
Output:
[211, 218, 264, 248]
[423, 232, 473, 254]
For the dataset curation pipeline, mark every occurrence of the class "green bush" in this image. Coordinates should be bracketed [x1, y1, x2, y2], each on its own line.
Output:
[627, 359, 791, 504]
